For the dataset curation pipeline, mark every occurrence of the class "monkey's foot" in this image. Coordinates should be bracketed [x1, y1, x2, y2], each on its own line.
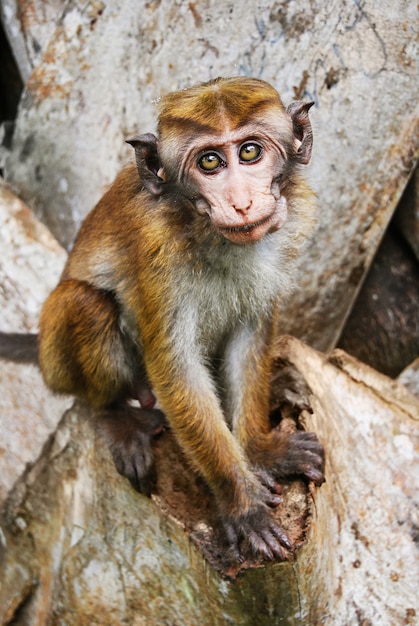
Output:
[222, 505, 292, 563]
[268, 429, 325, 486]
[270, 360, 312, 415]
[95, 405, 167, 495]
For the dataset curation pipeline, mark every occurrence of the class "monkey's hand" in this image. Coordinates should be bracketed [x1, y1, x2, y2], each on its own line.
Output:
[221, 500, 292, 563]
[95, 405, 167, 496]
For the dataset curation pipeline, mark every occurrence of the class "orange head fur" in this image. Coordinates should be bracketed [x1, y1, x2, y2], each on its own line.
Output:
[157, 77, 285, 133]
[156, 77, 291, 180]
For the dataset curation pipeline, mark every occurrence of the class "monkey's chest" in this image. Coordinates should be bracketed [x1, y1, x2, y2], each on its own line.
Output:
[178, 262, 278, 352]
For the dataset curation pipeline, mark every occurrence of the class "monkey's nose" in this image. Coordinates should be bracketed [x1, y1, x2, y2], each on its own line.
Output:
[232, 200, 252, 214]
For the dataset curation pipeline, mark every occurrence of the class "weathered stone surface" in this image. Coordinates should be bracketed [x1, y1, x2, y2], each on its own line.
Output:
[1, 338, 418, 625]
[0, 179, 71, 503]
[3, 0, 418, 350]
[290, 342, 419, 625]
[0, 179, 65, 329]
[0, 0, 66, 81]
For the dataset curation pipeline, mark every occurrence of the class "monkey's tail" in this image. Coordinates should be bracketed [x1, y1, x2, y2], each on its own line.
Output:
[0, 332, 39, 364]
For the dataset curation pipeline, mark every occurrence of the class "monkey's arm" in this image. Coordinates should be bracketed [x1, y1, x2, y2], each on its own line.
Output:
[0, 332, 39, 364]
[223, 318, 325, 486]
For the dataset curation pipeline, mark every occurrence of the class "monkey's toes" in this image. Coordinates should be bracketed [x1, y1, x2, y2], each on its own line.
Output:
[271, 430, 325, 485]
[247, 521, 292, 561]
[270, 362, 313, 414]
[95, 408, 159, 495]
[301, 463, 325, 486]
[110, 432, 155, 496]
[253, 467, 283, 506]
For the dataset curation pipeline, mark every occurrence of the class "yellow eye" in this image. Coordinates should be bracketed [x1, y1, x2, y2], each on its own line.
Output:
[239, 143, 262, 162]
[198, 153, 222, 172]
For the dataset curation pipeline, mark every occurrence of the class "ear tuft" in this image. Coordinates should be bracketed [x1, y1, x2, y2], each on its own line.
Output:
[286, 101, 314, 165]
[126, 133, 165, 195]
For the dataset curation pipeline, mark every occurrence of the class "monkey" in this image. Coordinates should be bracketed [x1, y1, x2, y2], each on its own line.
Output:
[0, 77, 324, 562]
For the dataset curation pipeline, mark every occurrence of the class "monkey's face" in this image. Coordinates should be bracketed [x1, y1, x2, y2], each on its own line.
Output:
[180, 124, 293, 245]
[130, 78, 313, 245]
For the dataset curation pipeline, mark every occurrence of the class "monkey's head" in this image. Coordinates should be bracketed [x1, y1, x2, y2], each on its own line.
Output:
[128, 77, 314, 245]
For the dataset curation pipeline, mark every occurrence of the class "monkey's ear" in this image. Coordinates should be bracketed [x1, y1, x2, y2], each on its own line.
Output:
[126, 133, 165, 195]
[286, 101, 314, 165]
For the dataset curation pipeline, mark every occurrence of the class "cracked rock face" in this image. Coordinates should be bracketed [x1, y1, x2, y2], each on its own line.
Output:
[0, 181, 70, 503]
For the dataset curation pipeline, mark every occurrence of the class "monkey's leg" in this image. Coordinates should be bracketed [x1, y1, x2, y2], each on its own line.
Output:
[223, 320, 325, 488]
[39, 279, 142, 406]
[39, 279, 165, 491]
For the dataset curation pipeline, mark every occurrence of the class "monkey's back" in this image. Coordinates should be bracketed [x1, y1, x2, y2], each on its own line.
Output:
[62, 164, 143, 285]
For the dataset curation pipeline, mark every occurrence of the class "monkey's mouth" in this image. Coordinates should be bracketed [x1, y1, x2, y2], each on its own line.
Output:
[218, 212, 277, 243]
[221, 213, 272, 234]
